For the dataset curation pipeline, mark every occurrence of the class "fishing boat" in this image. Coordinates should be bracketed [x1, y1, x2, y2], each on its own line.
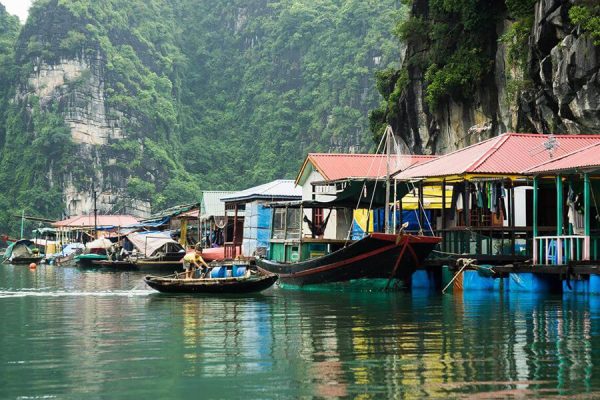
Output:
[256, 126, 442, 287]
[2, 240, 44, 265]
[127, 231, 186, 271]
[257, 233, 440, 286]
[75, 238, 112, 267]
[144, 265, 278, 294]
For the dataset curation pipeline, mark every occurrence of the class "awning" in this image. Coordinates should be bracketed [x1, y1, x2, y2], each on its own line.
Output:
[309, 178, 411, 208]
[127, 231, 182, 257]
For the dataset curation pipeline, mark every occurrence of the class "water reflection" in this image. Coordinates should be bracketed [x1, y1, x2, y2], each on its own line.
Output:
[1, 265, 600, 399]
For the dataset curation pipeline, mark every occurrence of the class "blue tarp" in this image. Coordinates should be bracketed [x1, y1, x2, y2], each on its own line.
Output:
[257, 204, 272, 250]
[352, 209, 434, 240]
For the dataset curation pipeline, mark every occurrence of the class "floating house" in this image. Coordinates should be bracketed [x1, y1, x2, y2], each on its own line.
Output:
[524, 141, 600, 294]
[137, 204, 199, 246]
[53, 214, 139, 243]
[295, 153, 437, 239]
[221, 180, 302, 258]
[198, 191, 235, 247]
[394, 132, 600, 293]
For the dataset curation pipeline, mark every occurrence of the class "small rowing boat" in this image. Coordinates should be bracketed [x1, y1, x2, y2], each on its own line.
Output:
[144, 267, 278, 294]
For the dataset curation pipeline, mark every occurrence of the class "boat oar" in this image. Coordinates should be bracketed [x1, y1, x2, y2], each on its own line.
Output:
[441, 258, 474, 294]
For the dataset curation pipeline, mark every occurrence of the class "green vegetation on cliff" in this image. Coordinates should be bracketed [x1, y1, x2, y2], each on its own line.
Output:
[0, 0, 403, 234]
[369, 0, 538, 142]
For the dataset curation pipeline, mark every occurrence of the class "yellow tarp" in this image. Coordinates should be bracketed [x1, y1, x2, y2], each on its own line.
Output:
[352, 185, 453, 231]
[400, 185, 453, 210]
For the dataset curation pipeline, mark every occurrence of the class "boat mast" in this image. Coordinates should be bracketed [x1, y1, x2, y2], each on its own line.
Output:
[20, 209, 24, 239]
[384, 126, 392, 234]
[93, 184, 98, 239]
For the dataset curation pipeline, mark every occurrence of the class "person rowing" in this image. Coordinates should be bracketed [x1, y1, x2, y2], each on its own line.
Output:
[182, 245, 210, 279]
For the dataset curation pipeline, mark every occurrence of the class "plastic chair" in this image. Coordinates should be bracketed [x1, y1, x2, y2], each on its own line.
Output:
[546, 239, 557, 264]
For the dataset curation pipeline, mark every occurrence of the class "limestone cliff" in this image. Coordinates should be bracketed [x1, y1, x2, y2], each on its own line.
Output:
[380, 0, 600, 155]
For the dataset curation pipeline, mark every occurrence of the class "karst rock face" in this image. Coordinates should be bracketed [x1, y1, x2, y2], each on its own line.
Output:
[395, 0, 599, 156]
[21, 54, 149, 217]
[0, 0, 403, 230]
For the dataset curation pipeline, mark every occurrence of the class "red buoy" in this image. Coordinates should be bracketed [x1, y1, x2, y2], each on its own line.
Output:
[29, 263, 37, 270]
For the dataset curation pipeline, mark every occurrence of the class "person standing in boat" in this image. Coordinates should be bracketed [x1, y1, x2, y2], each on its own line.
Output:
[182, 245, 209, 279]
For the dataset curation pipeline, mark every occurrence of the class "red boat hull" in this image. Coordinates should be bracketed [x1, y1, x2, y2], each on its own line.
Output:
[256, 233, 441, 286]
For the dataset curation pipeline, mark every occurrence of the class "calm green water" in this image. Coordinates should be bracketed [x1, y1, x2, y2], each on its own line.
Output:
[1, 265, 600, 399]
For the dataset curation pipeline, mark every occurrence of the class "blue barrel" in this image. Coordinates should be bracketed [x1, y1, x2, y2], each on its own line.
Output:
[232, 265, 247, 277]
[210, 266, 226, 278]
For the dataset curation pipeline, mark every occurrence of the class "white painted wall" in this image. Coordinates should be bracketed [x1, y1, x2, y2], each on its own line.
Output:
[300, 169, 343, 239]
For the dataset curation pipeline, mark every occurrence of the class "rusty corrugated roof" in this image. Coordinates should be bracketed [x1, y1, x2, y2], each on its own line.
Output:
[526, 142, 600, 173]
[398, 133, 600, 179]
[53, 215, 139, 228]
[297, 153, 437, 185]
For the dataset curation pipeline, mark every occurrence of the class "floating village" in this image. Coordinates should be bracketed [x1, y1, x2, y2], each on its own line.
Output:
[3, 128, 600, 297]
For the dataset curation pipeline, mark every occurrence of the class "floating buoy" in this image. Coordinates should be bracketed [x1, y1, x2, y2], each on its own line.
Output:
[29, 263, 37, 270]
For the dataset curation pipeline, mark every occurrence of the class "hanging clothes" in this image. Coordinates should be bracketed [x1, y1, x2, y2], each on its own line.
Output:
[450, 184, 464, 220]
[500, 183, 507, 221]
[567, 188, 584, 234]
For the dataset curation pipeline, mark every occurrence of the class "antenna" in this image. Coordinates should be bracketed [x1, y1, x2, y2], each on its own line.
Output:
[528, 134, 559, 158]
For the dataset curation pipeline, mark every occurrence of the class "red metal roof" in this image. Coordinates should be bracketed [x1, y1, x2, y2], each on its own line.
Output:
[297, 153, 437, 184]
[53, 215, 139, 228]
[526, 142, 600, 173]
[397, 133, 600, 179]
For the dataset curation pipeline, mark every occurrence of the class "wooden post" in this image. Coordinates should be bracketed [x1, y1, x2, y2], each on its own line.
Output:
[233, 204, 238, 257]
[418, 180, 424, 233]
[441, 179, 447, 230]
[533, 177, 539, 264]
[510, 183, 515, 256]
[556, 175, 563, 264]
[464, 180, 470, 227]
[556, 175, 563, 235]
[584, 172, 591, 260]
[442, 179, 447, 253]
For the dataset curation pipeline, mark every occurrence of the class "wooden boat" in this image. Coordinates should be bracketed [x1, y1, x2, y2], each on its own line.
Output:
[257, 233, 440, 286]
[2, 240, 43, 265]
[144, 268, 278, 294]
[257, 127, 442, 287]
[75, 253, 108, 267]
[10, 255, 44, 265]
[91, 260, 137, 269]
[131, 257, 183, 272]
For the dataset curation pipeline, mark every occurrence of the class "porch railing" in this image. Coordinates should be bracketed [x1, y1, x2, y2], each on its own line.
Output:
[533, 235, 590, 265]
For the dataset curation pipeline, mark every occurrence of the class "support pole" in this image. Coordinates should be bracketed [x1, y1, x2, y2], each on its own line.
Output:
[463, 180, 470, 254]
[441, 179, 447, 230]
[584, 173, 591, 260]
[510, 183, 515, 256]
[20, 209, 24, 239]
[533, 176, 539, 264]
[585, 173, 591, 237]
[92, 183, 98, 240]
[233, 204, 238, 258]
[393, 179, 397, 233]
[556, 175, 563, 235]
[384, 127, 392, 234]
[418, 180, 424, 233]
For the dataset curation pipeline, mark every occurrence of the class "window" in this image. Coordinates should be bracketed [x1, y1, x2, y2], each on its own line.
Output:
[313, 208, 324, 226]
